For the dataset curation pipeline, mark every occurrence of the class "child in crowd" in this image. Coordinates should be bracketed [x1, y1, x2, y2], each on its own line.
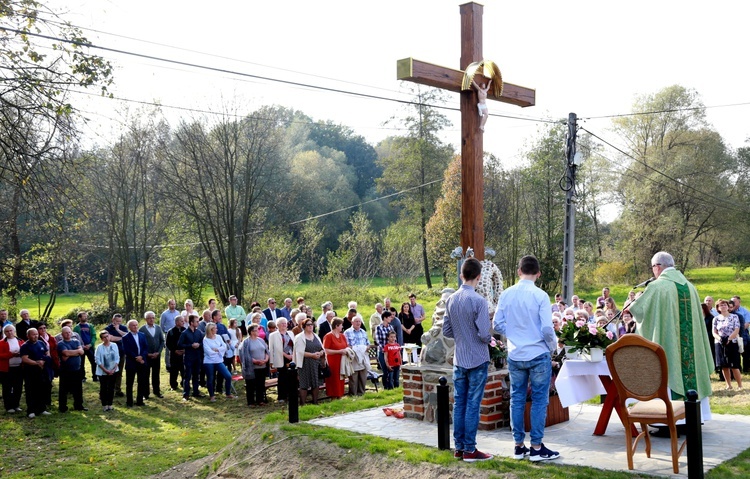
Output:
[383, 331, 402, 389]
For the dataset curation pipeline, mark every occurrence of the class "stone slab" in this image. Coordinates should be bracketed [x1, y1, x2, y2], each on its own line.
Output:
[310, 401, 750, 477]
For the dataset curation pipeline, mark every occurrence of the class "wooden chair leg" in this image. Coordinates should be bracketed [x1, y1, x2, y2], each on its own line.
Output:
[641, 422, 651, 458]
[625, 420, 635, 470]
[669, 423, 680, 474]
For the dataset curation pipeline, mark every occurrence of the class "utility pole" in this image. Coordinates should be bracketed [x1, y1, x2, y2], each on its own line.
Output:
[562, 113, 580, 305]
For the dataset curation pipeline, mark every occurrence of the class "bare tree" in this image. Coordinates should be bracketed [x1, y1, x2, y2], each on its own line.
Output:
[85, 115, 171, 317]
[163, 106, 286, 304]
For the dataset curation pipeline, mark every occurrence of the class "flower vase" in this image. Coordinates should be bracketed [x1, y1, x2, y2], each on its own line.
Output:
[584, 347, 604, 363]
[564, 346, 580, 360]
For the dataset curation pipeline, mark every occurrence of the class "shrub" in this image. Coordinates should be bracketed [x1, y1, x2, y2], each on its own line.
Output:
[301, 283, 380, 314]
[62, 303, 125, 326]
[592, 261, 633, 286]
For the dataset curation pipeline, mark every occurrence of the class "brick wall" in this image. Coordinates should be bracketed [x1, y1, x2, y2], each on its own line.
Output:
[402, 365, 510, 430]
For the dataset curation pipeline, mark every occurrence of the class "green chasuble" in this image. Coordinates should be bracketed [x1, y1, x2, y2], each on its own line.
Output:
[628, 268, 714, 400]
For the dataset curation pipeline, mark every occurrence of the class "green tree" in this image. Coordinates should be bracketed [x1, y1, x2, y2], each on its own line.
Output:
[517, 123, 568, 292]
[613, 85, 737, 272]
[325, 211, 379, 282]
[426, 155, 461, 284]
[0, 1, 112, 315]
[377, 87, 454, 288]
[381, 218, 422, 283]
[155, 224, 209, 307]
[308, 120, 380, 199]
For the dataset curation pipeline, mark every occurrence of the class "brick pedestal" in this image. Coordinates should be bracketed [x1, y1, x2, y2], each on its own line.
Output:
[402, 365, 510, 430]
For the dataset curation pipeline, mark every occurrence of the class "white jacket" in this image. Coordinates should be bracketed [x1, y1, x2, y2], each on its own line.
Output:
[269, 330, 295, 369]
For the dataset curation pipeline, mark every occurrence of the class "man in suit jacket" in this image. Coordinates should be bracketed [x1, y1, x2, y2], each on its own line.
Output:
[318, 311, 334, 341]
[122, 319, 150, 407]
[15, 309, 39, 341]
[263, 298, 284, 327]
[139, 311, 165, 399]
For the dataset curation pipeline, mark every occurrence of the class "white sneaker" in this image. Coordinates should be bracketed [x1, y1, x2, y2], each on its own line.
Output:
[15, 408, 23, 412]
[7, 409, 15, 414]
[41, 411, 52, 415]
[28, 413, 36, 419]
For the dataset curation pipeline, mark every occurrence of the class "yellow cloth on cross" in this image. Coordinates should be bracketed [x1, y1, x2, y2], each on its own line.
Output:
[628, 268, 714, 400]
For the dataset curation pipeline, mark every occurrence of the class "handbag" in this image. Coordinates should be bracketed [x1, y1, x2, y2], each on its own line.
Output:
[319, 357, 331, 379]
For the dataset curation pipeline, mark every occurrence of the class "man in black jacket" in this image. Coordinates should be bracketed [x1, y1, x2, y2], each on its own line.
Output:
[178, 315, 204, 400]
[166, 315, 186, 392]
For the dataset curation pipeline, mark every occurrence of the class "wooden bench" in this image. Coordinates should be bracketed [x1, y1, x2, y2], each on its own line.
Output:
[261, 371, 382, 401]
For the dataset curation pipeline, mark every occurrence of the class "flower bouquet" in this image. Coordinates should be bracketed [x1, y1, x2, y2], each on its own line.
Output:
[558, 320, 615, 355]
[489, 337, 507, 368]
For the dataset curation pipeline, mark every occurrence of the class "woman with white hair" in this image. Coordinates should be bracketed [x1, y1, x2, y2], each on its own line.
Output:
[269, 318, 294, 402]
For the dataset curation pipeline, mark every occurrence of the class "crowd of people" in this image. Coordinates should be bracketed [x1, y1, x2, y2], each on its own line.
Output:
[546, 284, 749, 391]
[0, 293, 428, 416]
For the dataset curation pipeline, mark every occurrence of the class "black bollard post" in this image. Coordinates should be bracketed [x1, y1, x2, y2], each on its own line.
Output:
[685, 389, 703, 479]
[288, 362, 299, 424]
[437, 376, 450, 450]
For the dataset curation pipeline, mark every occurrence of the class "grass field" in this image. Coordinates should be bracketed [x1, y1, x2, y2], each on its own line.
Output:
[2, 266, 749, 478]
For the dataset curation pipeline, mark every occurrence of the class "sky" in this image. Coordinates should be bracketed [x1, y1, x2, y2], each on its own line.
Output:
[55, 0, 750, 171]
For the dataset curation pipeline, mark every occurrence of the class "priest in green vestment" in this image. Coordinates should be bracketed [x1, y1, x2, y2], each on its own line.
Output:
[628, 251, 714, 401]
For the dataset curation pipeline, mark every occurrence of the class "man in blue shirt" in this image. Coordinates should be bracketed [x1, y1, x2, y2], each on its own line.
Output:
[443, 257, 493, 462]
[160, 299, 180, 372]
[494, 255, 559, 462]
[57, 327, 87, 412]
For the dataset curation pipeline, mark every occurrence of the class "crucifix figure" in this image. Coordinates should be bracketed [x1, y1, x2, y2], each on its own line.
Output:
[472, 78, 490, 131]
[397, 2, 535, 260]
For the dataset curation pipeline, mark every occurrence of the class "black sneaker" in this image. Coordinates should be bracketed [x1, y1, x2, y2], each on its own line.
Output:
[513, 445, 530, 460]
[462, 449, 493, 462]
[529, 443, 560, 462]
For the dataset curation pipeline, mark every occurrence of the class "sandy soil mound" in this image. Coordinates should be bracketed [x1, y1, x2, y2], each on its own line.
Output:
[152, 424, 516, 479]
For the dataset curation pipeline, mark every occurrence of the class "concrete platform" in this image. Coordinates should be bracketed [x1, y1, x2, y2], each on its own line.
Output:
[310, 402, 750, 477]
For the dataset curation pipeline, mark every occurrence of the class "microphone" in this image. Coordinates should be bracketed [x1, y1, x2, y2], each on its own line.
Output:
[634, 277, 655, 288]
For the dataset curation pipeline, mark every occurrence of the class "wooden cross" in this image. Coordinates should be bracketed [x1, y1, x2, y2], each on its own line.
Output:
[397, 2, 535, 260]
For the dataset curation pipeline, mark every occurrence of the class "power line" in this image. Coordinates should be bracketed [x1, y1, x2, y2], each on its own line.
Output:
[67, 88, 415, 134]
[581, 128, 747, 214]
[1, 26, 560, 126]
[581, 101, 750, 120]
[79, 174, 453, 250]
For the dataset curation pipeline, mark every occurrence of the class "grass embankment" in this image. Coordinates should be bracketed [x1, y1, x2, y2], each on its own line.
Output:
[574, 266, 750, 307]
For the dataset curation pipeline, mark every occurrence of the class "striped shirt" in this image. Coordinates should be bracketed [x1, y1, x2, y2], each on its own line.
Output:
[345, 327, 370, 347]
[442, 284, 491, 369]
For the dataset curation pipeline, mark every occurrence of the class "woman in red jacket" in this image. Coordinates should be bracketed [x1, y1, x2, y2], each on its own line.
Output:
[0, 324, 25, 413]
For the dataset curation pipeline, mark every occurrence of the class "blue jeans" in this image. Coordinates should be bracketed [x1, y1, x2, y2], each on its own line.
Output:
[452, 361, 489, 453]
[183, 356, 201, 397]
[378, 351, 400, 389]
[508, 352, 552, 445]
[204, 362, 232, 397]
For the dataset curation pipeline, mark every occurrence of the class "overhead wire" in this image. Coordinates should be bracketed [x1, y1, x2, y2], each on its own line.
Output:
[581, 101, 750, 120]
[580, 129, 748, 216]
[77, 174, 456, 250]
[36, 14, 412, 97]
[0, 26, 561, 126]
